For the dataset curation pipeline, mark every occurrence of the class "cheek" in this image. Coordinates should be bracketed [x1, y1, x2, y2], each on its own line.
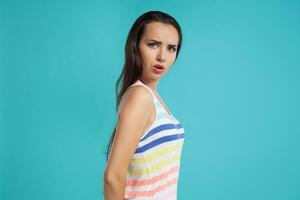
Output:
[168, 54, 176, 64]
[140, 49, 155, 64]
[165, 55, 176, 70]
[139, 46, 148, 61]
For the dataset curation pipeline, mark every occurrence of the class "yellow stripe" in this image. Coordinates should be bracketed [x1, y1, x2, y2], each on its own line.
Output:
[128, 155, 180, 176]
[130, 143, 183, 165]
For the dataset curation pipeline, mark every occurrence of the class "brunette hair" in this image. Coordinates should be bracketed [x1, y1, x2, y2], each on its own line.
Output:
[105, 10, 183, 161]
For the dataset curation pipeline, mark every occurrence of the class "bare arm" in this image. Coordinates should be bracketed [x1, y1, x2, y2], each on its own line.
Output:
[104, 86, 153, 200]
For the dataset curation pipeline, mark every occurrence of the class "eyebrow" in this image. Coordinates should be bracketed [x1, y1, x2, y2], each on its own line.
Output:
[147, 39, 178, 48]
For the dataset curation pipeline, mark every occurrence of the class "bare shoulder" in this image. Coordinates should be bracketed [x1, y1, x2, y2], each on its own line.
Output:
[118, 85, 153, 116]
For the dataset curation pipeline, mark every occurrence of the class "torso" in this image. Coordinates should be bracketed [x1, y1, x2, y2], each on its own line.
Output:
[122, 79, 185, 200]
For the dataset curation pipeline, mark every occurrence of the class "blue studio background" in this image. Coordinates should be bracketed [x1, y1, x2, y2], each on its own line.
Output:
[1, 0, 300, 199]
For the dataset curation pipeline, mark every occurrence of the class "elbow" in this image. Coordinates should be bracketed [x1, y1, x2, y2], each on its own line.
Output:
[104, 169, 126, 185]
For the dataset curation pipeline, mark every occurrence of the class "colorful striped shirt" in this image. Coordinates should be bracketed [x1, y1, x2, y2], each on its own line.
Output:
[121, 79, 185, 200]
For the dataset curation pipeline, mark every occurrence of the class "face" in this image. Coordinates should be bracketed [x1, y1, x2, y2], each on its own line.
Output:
[138, 22, 179, 81]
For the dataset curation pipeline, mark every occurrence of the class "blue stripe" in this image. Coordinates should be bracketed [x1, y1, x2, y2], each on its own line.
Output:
[135, 133, 185, 153]
[140, 123, 182, 142]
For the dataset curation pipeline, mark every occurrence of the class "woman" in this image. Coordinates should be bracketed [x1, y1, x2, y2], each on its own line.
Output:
[104, 11, 185, 200]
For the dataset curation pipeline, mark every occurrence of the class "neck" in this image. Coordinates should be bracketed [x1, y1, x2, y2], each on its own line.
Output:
[139, 77, 159, 93]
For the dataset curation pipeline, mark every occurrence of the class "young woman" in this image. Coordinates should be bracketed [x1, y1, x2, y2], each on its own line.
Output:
[104, 11, 185, 200]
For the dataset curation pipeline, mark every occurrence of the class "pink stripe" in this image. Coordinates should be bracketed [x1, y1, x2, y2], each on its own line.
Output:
[125, 177, 178, 197]
[126, 165, 180, 186]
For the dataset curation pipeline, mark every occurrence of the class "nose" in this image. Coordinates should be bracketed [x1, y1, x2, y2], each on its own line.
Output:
[156, 48, 166, 63]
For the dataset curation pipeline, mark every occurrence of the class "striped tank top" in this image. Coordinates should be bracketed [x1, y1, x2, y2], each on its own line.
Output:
[123, 79, 185, 200]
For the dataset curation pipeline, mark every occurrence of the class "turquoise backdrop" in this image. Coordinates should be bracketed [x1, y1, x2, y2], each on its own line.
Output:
[1, 0, 300, 199]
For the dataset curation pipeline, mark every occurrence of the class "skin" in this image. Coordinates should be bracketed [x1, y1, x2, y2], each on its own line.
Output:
[138, 21, 179, 93]
[104, 21, 179, 200]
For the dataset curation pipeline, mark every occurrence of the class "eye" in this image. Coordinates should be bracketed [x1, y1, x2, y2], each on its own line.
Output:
[148, 43, 158, 48]
[168, 47, 177, 53]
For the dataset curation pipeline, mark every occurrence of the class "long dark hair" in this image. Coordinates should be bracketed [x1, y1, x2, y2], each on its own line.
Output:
[105, 11, 183, 161]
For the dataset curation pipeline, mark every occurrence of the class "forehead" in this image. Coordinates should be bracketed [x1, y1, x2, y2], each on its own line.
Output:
[142, 22, 179, 45]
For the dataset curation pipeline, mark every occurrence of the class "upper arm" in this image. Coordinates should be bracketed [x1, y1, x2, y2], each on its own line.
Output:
[105, 86, 153, 180]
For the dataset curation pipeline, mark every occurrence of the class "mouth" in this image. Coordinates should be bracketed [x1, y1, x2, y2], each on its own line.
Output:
[153, 64, 165, 73]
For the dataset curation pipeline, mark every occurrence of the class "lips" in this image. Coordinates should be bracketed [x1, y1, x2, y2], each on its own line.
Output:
[153, 64, 165, 74]
[153, 64, 165, 70]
